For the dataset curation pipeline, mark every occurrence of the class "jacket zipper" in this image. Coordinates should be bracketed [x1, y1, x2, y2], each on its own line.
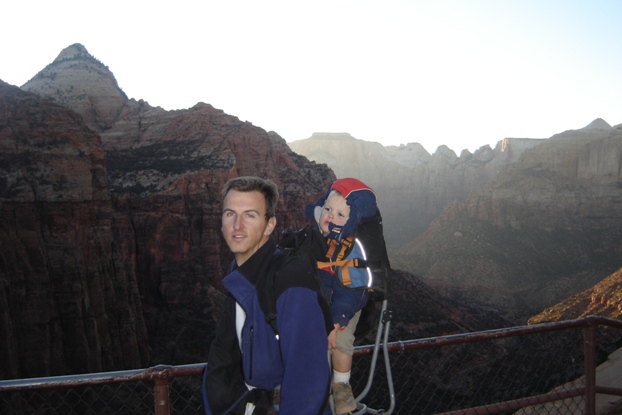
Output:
[249, 326, 254, 380]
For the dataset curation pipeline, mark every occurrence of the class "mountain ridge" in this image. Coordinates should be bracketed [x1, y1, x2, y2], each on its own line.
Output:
[291, 120, 622, 322]
[289, 132, 545, 253]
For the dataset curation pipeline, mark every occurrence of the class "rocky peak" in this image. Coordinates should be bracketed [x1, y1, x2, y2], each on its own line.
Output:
[385, 142, 431, 168]
[54, 43, 93, 61]
[432, 144, 458, 163]
[309, 132, 357, 141]
[21, 43, 128, 132]
[581, 118, 612, 130]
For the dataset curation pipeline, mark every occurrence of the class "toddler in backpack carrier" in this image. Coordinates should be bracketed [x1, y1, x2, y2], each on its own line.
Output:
[305, 177, 381, 415]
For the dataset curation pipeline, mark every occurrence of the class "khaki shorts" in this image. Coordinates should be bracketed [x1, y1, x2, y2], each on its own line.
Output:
[335, 310, 361, 356]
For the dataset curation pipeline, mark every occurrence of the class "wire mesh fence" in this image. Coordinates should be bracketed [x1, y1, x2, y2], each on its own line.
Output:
[1, 316, 621, 415]
[349, 327, 587, 414]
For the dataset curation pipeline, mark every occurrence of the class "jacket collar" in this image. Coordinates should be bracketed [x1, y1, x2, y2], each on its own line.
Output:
[234, 237, 277, 285]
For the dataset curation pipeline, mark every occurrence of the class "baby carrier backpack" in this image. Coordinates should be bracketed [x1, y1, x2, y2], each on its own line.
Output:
[340, 209, 394, 415]
[262, 209, 395, 415]
[257, 225, 333, 338]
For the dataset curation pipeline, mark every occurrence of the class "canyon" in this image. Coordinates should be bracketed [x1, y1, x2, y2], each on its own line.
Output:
[291, 121, 622, 321]
[1, 43, 621, 382]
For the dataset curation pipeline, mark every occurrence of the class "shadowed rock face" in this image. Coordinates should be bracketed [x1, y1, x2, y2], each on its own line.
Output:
[2, 44, 336, 377]
[0, 80, 148, 378]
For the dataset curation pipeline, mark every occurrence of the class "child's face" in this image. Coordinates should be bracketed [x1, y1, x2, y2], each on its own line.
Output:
[319, 192, 350, 234]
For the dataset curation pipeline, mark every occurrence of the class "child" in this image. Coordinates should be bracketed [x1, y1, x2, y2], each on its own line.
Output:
[305, 178, 378, 415]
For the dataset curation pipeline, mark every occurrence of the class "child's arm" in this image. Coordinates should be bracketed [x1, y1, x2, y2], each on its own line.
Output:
[329, 284, 369, 327]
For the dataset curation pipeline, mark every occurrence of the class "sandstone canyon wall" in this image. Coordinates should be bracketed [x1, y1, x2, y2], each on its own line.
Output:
[0, 81, 148, 379]
[289, 122, 622, 323]
[393, 120, 622, 321]
[289, 133, 543, 253]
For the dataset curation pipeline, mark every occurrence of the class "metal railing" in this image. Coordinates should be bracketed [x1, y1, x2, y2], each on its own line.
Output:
[1, 315, 621, 415]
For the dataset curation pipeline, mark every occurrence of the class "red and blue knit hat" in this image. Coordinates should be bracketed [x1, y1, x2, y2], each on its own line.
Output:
[305, 178, 377, 239]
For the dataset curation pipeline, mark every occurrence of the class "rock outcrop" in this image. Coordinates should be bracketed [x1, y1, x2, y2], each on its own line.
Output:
[529, 266, 622, 324]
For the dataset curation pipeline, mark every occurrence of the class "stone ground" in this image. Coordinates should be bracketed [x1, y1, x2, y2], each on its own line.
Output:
[593, 346, 622, 415]
[515, 346, 622, 415]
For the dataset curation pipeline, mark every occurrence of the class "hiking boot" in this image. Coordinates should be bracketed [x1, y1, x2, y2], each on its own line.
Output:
[333, 382, 356, 414]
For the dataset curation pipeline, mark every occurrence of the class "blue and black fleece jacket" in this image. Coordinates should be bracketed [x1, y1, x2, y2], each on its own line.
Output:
[203, 239, 331, 415]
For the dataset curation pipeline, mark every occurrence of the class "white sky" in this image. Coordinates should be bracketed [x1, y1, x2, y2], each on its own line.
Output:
[2, 0, 621, 154]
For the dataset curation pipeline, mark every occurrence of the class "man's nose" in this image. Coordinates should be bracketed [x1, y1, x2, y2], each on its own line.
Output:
[233, 216, 243, 229]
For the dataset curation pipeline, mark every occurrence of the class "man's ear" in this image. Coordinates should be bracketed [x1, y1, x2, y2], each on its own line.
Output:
[264, 216, 277, 235]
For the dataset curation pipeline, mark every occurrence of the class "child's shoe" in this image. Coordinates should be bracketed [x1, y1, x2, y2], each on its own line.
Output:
[332, 382, 356, 414]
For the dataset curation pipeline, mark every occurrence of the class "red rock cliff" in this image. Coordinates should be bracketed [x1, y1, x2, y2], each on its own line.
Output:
[0, 81, 148, 378]
[7, 43, 336, 372]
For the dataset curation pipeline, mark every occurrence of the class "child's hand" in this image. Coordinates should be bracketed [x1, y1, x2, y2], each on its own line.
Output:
[328, 323, 341, 349]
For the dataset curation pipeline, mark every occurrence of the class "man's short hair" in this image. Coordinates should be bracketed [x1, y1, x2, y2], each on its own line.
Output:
[221, 176, 279, 218]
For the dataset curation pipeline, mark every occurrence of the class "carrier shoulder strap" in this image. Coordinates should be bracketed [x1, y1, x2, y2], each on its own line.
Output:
[319, 234, 373, 288]
[257, 226, 332, 338]
[258, 252, 293, 338]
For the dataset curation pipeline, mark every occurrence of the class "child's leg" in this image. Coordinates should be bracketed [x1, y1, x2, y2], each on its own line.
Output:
[332, 311, 361, 414]
[332, 309, 361, 373]
[332, 348, 353, 374]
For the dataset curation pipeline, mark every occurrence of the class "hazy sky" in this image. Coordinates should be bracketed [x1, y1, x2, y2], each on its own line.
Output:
[2, 0, 621, 154]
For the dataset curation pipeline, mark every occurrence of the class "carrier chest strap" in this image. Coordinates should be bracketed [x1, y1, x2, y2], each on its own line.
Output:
[325, 237, 353, 261]
[316, 258, 364, 286]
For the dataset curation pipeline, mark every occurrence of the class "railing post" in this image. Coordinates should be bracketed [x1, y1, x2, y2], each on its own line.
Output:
[154, 376, 171, 415]
[583, 325, 596, 415]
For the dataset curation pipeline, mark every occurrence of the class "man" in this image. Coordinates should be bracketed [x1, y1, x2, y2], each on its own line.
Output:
[203, 176, 331, 415]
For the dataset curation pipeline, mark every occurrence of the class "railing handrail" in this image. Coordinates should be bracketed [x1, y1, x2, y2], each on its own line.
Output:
[0, 363, 206, 392]
[354, 315, 622, 355]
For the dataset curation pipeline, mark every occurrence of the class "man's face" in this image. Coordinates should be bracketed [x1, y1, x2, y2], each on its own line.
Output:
[319, 192, 350, 235]
[221, 189, 276, 265]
